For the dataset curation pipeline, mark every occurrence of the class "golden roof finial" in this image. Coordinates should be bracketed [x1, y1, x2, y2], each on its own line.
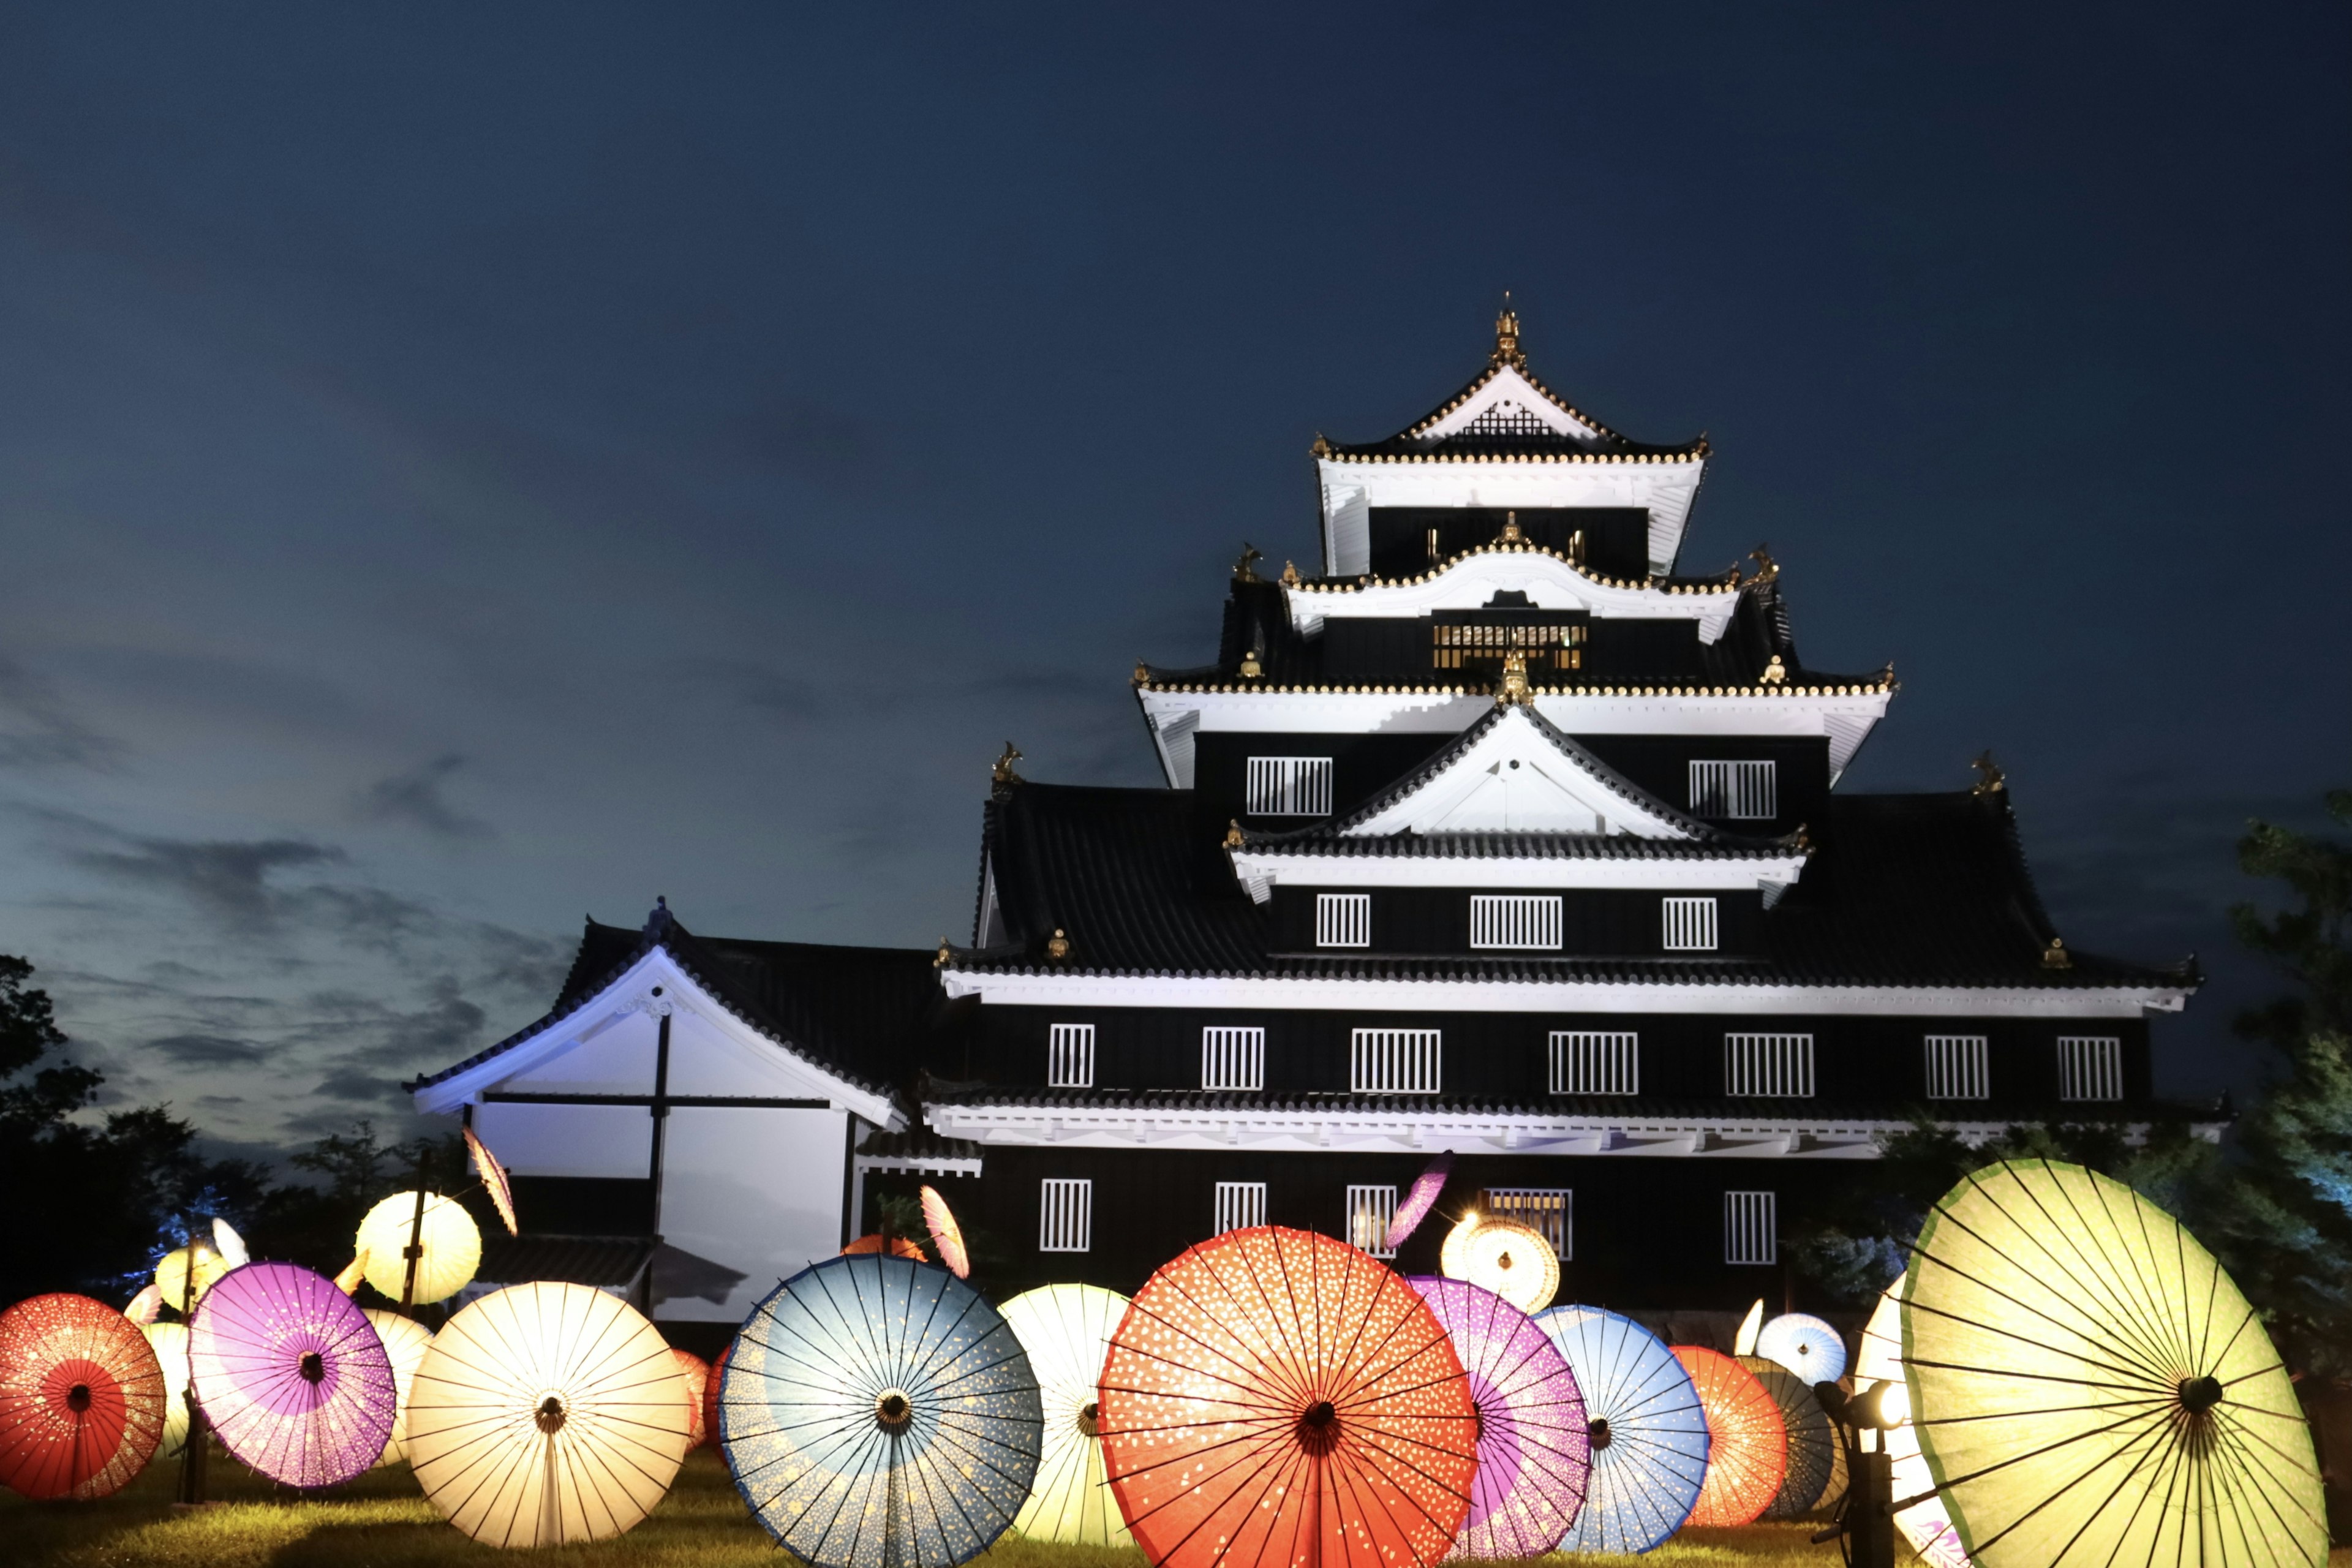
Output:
[934, 938, 952, 968]
[1233, 544, 1263, 584]
[1494, 649, 1533, 708]
[1280, 559, 1300, 587]
[990, 742, 1023, 799]
[1223, 820, 1245, 850]
[1132, 659, 1150, 687]
[1044, 928, 1071, 961]
[2042, 937, 2072, 970]
[1748, 541, 1779, 582]
[1238, 647, 1263, 679]
[1972, 751, 2007, 795]
[1760, 655, 1787, 686]
[1311, 432, 1332, 458]
[1498, 510, 1524, 545]
[1493, 293, 1525, 368]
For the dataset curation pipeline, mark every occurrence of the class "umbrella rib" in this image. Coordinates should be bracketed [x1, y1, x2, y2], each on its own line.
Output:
[1914, 1188, 2175, 1384]
[1901, 1284, 2176, 1390]
[2205, 1404, 2331, 1555]
[1935, 1174, 2179, 1381]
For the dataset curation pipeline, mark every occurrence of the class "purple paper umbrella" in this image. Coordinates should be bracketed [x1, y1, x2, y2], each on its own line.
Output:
[189, 1261, 397, 1488]
[1384, 1151, 1454, 1251]
[1408, 1276, 1591, 1558]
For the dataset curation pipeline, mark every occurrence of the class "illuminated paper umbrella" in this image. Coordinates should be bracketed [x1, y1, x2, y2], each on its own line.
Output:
[464, 1126, 520, 1237]
[360, 1310, 434, 1468]
[140, 1322, 191, 1460]
[189, 1261, 397, 1488]
[920, 1186, 970, 1278]
[1406, 1276, 1590, 1557]
[1447, 1217, 1559, 1315]
[1385, 1151, 1453, 1251]
[1537, 1305, 1709, 1555]
[0, 1294, 168, 1499]
[1100, 1226, 1478, 1568]
[672, 1349, 712, 1447]
[1858, 1283, 1971, 1568]
[1671, 1346, 1785, 1527]
[356, 1192, 481, 1306]
[1754, 1311, 1846, 1384]
[407, 1281, 693, 1547]
[999, 1283, 1132, 1546]
[842, 1232, 926, 1261]
[703, 1343, 729, 1448]
[1738, 1355, 1838, 1520]
[722, 1253, 1042, 1568]
[1903, 1158, 2329, 1566]
[154, 1241, 229, 1310]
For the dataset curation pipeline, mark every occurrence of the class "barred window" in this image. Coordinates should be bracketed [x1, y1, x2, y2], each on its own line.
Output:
[1316, 893, 1371, 949]
[1725, 1191, 1777, 1265]
[1471, 895, 1563, 951]
[1352, 1029, 1441, 1094]
[1346, 1185, 1399, 1257]
[1047, 1023, 1095, 1088]
[1689, 760, 1778, 820]
[1201, 1027, 1266, 1091]
[1214, 1182, 1266, 1235]
[1924, 1035, 1989, 1100]
[1483, 1188, 1572, 1261]
[1725, 1033, 1815, 1098]
[1246, 757, 1333, 816]
[1039, 1179, 1092, 1252]
[1662, 897, 1719, 952]
[1550, 1031, 1639, 1095]
[2057, 1036, 2124, 1101]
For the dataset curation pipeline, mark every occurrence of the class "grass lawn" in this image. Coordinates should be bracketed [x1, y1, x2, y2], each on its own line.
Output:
[4, 1449, 2345, 1566]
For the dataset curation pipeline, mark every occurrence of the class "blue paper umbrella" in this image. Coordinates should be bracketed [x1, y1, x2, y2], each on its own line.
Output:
[1753, 1311, 1848, 1385]
[719, 1255, 1044, 1568]
[1535, 1306, 1709, 1554]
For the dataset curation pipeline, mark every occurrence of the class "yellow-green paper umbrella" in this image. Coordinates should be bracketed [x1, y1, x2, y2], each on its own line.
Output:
[1902, 1158, 2329, 1566]
[998, 1284, 1133, 1546]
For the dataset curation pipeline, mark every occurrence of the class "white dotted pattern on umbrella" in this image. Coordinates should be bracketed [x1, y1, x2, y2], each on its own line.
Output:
[1536, 1305, 1708, 1555]
[1755, 1311, 1847, 1385]
[998, 1283, 1132, 1547]
[360, 1310, 433, 1468]
[720, 1254, 1044, 1568]
[406, 1281, 693, 1547]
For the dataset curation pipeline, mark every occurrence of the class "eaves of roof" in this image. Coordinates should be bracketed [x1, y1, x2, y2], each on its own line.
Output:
[923, 1085, 2225, 1124]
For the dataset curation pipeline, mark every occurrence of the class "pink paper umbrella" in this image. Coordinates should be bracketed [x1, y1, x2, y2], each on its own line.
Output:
[1408, 1275, 1591, 1556]
[189, 1261, 397, 1488]
[1385, 1150, 1454, 1251]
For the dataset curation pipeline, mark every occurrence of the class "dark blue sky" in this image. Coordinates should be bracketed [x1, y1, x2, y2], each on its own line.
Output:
[0, 4, 2343, 1149]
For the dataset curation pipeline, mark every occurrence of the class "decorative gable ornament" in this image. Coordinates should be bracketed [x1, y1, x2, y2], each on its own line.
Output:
[1342, 706, 1697, 840]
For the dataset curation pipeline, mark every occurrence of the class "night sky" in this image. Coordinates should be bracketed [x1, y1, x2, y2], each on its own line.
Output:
[0, 6, 2343, 1155]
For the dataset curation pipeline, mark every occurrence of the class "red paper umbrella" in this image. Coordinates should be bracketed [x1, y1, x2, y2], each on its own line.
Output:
[0, 1293, 168, 1500]
[1099, 1226, 1478, 1568]
[1385, 1152, 1453, 1252]
[464, 1127, 521, 1237]
[672, 1349, 711, 1447]
[703, 1343, 729, 1448]
[920, 1185, 971, 1278]
[1672, 1346, 1787, 1528]
[841, 1232, 926, 1261]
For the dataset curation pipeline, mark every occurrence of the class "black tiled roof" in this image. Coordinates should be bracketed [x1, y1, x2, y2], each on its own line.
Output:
[476, 1234, 657, 1287]
[854, 1128, 984, 1163]
[959, 780, 2192, 992]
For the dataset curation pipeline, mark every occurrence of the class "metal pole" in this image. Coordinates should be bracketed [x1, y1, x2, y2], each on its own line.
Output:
[400, 1148, 431, 1313]
[173, 1235, 209, 1506]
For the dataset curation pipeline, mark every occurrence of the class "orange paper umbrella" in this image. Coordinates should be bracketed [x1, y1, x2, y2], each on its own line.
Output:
[672, 1349, 710, 1447]
[0, 1293, 169, 1500]
[1099, 1225, 1478, 1568]
[464, 1127, 521, 1237]
[703, 1343, 729, 1448]
[1672, 1346, 1787, 1528]
[919, 1185, 970, 1279]
[841, 1233, 926, 1261]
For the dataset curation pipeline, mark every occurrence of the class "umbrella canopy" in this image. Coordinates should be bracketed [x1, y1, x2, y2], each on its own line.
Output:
[673, 1349, 712, 1447]
[154, 1242, 228, 1311]
[1733, 1299, 1765, 1357]
[1386, 1152, 1454, 1252]
[720, 1253, 1042, 1568]
[999, 1283, 1132, 1547]
[1902, 1158, 2328, 1567]
[1754, 1312, 1847, 1385]
[356, 1192, 481, 1306]
[1537, 1305, 1709, 1555]
[190, 1261, 398, 1488]
[1672, 1346, 1786, 1527]
[1438, 1209, 1482, 1278]
[1858, 1283, 1972, 1567]
[464, 1127, 521, 1237]
[1738, 1355, 1838, 1520]
[140, 1322, 191, 1461]
[1099, 1225, 1478, 1568]
[1444, 1218, 1559, 1316]
[124, 1285, 163, 1327]
[703, 1343, 729, 1449]
[1406, 1276, 1590, 1558]
[0, 1293, 167, 1500]
[210, 1218, 250, 1268]
[360, 1310, 434, 1469]
[919, 1186, 970, 1279]
[842, 1233, 927, 1261]
[407, 1281, 693, 1547]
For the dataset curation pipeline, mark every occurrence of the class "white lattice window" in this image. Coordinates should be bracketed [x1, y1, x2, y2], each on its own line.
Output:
[1471, 895, 1562, 951]
[1925, 1035, 1989, 1100]
[1662, 897, 1719, 952]
[1039, 1179, 1092, 1252]
[1725, 1191, 1778, 1265]
[1550, 1031, 1639, 1095]
[1726, 1033, 1815, 1098]
[1247, 757, 1334, 816]
[1201, 1027, 1266, 1091]
[1352, 1029, 1441, 1094]
[2057, 1036, 2123, 1101]
[1346, 1185, 1398, 1257]
[1316, 893, 1371, 949]
[1483, 1188, 1572, 1260]
[1215, 1182, 1266, 1235]
[1047, 1024, 1095, 1088]
[1689, 760, 1778, 820]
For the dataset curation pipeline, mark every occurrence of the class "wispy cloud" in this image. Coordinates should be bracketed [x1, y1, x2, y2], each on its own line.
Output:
[0, 655, 121, 771]
[72, 837, 343, 929]
[357, 755, 493, 840]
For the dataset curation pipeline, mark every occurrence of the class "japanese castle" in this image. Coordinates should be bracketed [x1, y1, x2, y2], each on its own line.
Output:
[411, 309, 2207, 1342]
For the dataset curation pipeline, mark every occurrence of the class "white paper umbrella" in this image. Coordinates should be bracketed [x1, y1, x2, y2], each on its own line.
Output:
[405, 1282, 693, 1547]
[355, 1192, 481, 1306]
[1858, 1284, 1972, 1568]
[360, 1310, 433, 1468]
[1755, 1311, 1847, 1384]
[140, 1322, 190, 1461]
[998, 1283, 1133, 1546]
[1536, 1305, 1709, 1555]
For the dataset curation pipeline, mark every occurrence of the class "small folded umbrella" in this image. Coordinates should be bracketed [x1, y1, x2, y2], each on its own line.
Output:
[999, 1283, 1133, 1546]
[1537, 1305, 1709, 1555]
[919, 1186, 970, 1279]
[0, 1293, 168, 1499]
[464, 1127, 521, 1237]
[189, 1261, 398, 1488]
[360, 1309, 434, 1468]
[210, 1218, 250, 1269]
[1385, 1152, 1454, 1252]
[1672, 1345, 1786, 1528]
